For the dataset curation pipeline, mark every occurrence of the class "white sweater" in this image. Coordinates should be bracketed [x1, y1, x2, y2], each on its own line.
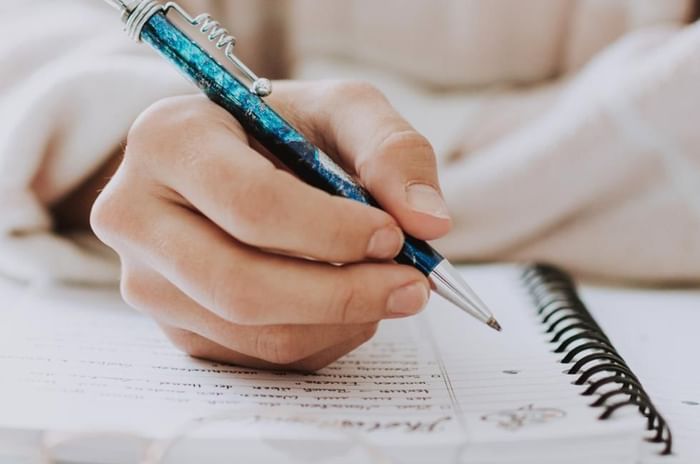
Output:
[0, 0, 698, 285]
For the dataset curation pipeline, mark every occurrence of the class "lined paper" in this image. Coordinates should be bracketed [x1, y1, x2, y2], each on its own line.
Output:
[582, 285, 700, 464]
[0, 291, 462, 443]
[0, 267, 648, 463]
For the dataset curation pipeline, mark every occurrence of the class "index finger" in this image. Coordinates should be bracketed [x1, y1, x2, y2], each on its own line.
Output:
[126, 95, 405, 263]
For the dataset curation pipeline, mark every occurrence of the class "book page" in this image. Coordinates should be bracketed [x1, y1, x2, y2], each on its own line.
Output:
[581, 285, 700, 464]
[0, 281, 463, 444]
[424, 268, 640, 463]
[0, 266, 640, 463]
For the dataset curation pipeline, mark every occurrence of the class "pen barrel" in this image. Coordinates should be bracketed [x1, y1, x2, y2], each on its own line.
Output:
[140, 12, 443, 275]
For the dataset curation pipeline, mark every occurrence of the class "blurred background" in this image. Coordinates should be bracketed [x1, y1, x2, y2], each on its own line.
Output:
[0, 0, 699, 285]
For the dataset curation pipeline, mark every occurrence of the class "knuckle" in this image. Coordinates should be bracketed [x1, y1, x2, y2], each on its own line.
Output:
[223, 179, 273, 241]
[357, 130, 436, 181]
[378, 130, 434, 159]
[128, 96, 210, 144]
[330, 274, 360, 324]
[254, 327, 304, 365]
[162, 327, 198, 356]
[164, 328, 203, 357]
[324, 210, 353, 257]
[209, 271, 241, 319]
[126, 96, 235, 171]
[90, 180, 137, 247]
[89, 190, 116, 243]
[208, 271, 258, 325]
[319, 79, 384, 106]
[119, 267, 151, 310]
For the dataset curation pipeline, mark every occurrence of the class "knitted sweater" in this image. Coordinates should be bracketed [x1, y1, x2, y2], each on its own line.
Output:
[0, 0, 697, 284]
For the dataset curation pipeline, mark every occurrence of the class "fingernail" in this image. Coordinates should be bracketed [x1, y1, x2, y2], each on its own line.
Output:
[406, 183, 451, 219]
[367, 226, 403, 259]
[387, 282, 429, 316]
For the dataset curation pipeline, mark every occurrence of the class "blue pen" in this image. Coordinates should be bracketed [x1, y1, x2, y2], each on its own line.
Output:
[103, 0, 500, 331]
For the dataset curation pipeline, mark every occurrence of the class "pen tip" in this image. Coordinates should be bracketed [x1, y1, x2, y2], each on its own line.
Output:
[487, 318, 502, 332]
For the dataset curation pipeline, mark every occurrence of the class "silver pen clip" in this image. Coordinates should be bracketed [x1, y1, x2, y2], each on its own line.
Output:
[105, 0, 272, 97]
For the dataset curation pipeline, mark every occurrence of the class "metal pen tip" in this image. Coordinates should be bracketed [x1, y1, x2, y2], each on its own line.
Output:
[487, 318, 502, 332]
[429, 260, 501, 331]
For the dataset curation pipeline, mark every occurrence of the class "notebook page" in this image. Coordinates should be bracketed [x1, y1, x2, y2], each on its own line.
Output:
[0, 266, 639, 462]
[581, 285, 700, 464]
[0, 282, 464, 445]
[424, 267, 641, 463]
[430, 268, 635, 436]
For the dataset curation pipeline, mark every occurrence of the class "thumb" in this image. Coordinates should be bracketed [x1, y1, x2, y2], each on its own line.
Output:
[356, 129, 452, 241]
[270, 80, 452, 241]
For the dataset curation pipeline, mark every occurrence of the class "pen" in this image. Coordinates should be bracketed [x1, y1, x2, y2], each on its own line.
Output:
[102, 0, 501, 331]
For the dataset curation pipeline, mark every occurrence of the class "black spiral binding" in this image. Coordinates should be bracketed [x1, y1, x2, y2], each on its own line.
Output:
[521, 264, 673, 455]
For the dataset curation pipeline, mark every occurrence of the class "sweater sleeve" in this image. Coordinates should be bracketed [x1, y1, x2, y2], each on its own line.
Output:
[436, 24, 700, 284]
[0, 0, 193, 284]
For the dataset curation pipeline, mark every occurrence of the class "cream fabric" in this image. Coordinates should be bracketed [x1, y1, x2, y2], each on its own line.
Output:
[435, 25, 700, 283]
[0, 0, 697, 284]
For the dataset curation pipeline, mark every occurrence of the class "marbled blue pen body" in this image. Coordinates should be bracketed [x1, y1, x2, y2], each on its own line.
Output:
[140, 13, 443, 275]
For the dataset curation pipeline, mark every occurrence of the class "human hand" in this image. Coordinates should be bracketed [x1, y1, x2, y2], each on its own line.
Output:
[91, 80, 451, 371]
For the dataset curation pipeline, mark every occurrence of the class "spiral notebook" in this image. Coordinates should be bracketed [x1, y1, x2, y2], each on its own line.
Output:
[0, 265, 685, 463]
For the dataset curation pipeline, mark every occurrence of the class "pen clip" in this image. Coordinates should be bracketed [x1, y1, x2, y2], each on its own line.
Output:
[124, 1, 272, 97]
[162, 2, 273, 97]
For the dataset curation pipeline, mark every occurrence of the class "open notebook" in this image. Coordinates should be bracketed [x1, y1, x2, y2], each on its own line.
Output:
[0, 265, 694, 464]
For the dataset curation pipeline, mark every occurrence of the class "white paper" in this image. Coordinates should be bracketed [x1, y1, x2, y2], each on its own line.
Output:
[0, 266, 657, 463]
[581, 284, 700, 464]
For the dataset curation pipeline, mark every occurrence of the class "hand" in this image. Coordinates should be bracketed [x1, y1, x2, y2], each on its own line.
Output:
[91, 80, 451, 371]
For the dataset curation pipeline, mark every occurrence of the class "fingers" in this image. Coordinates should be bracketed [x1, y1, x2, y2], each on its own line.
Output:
[290, 330, 376, 372]
[90, 91, 440, 372]
[268, 81, 452, 241]
[124, 95, 404, 264]
[121, 264, 376, 365]
[161, 324, 377, 372]
[161, 325, 289, 371]
[109, 199, 429, 325]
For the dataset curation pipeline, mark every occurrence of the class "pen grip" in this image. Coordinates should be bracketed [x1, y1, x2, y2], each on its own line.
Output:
[141, 12, 443, 275]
